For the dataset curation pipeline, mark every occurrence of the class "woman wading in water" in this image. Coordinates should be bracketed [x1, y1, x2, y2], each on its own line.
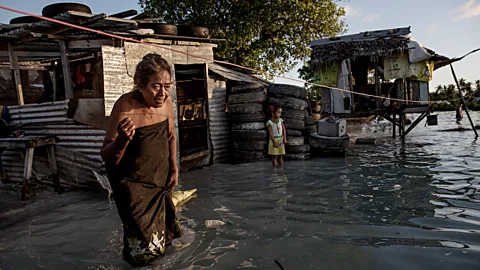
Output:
[101, 54, 182, 266]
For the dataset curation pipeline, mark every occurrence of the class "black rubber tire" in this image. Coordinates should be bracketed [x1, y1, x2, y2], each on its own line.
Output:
[269, 97, 308, 111]
[138, 23, 177, 35]
[229, 103, 263, 114]
[309, 134, 350, 152]
[233, 140, 267, 151]
[285, 144, 310, 154]
[230, 112, 266, 123]
[281, 109, 305, 120]
[232, 130, 268, 141]
[233, 150, 266, 161]
[231, 84, 266, 94]
[10, 16, 42, 24]
[304, 125, 317, 136]
[286, 136, 305, 146]
[232, 122, 265, 130]
[284, 153, 311, 161]
[42, 3, 92, 17]
[286, 129, 303, 137]
[229, 92, 267, 104]
[267, 84, 307, 99]
[283, 118, 305, 130]
[305, 116, 315, 126]
[178, 25, 210, 38]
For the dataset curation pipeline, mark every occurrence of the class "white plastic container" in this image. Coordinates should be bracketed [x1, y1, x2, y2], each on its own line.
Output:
[317, 118, 347, 137]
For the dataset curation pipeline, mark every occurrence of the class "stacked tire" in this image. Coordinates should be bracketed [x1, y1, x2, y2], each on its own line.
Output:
[267, 84, 311, 161]
[229, 84, 268, 162]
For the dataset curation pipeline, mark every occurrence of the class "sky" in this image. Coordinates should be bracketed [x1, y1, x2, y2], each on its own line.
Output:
[1, 0, 479, 90]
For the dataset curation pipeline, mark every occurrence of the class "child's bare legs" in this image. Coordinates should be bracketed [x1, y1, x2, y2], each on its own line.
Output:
[271, 156, 278, 167]
[278, 155, 284, 166]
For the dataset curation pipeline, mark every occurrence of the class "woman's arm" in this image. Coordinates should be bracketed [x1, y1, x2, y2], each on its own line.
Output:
[100, 98, 135, 166]
[166, 97, 179, 190]
[167, 97, 178, 172]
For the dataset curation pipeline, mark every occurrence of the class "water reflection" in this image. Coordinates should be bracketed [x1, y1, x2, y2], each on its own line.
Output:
[1, 112, 480, 269]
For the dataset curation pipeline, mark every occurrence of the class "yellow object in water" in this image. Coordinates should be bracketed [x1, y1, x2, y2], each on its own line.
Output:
[172, 189, 197, 207]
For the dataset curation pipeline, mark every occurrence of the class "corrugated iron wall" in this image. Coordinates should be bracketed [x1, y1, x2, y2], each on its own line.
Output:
[1, 101, 104, 188]
[207, 77, 231, 163]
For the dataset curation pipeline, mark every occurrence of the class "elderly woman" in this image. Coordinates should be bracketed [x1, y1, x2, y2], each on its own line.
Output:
[100, 53, 182, 266]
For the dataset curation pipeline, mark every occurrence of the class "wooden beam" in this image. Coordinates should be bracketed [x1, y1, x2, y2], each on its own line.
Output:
[16, 14, 107, 45]
[0, 51, 61, 57]
[131, 11, 153, 20]
[401, 111, 429, 139]
[109, 9, 138, 18]
[68, 39, 113, 49]
[8, 42, 24, 105]
[59, 40, 74, 100]
[450, 64, 478, 138]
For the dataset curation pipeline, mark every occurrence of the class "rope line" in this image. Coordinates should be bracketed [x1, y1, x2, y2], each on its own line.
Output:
[0, 5, 476, 105]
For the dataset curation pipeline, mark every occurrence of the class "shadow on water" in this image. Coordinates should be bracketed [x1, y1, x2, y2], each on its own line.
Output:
[1, 112, 480, 269]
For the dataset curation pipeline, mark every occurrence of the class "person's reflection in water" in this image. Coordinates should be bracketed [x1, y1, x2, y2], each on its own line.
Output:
[269, 169, 289, 210]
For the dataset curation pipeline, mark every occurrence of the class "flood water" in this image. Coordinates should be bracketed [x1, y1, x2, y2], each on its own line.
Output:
[1, 111, 480, 270]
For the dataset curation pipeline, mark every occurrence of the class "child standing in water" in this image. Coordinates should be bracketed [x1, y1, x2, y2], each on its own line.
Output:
[267, 105, 287, 167]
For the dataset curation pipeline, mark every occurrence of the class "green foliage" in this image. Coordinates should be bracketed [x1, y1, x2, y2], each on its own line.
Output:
[298, 62, 323, 101]
[138, 0, 346, 78]
[431, 78, 480, 103]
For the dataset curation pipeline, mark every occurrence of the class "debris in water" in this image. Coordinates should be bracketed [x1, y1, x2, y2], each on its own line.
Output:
[205, 220, 227, 229]
[172, 189, 197, 207]
[393, 184, 402, 190]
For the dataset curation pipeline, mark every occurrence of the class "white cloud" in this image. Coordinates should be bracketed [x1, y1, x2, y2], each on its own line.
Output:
[343, 5, 362, 17]
[362, 14, 380, 23]
[455, 0, 480, 20]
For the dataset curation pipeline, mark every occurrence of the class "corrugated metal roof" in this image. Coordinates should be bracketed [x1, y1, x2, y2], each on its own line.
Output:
[309, 27, 411, 47]
[0, 11, 137, 40]
[208, 63, 269, 85]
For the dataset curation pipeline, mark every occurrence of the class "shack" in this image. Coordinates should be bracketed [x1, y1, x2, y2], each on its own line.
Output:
[0, 5, 266, 190]
[309, 27, 453, 137]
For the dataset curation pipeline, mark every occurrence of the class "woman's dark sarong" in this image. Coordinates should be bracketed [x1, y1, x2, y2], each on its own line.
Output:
[107, 120, 182, 266]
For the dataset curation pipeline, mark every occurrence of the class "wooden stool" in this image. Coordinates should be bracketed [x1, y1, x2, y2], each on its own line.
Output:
[0, 136, 59, 200]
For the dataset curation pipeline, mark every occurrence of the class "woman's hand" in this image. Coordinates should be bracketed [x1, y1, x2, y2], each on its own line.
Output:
[117, 117, 136, 142]
[167, 168, 178, 191]
[283, 137, 288, 145]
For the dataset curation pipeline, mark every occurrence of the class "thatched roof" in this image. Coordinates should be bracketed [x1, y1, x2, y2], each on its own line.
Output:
[309, 27, 411, 71]
[309, 27, 458, 73]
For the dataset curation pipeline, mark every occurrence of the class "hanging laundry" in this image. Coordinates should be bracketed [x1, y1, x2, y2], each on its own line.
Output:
[84, 63, 92, 73]
[75, 65, 86, 84]
[316, 63, 341, 87]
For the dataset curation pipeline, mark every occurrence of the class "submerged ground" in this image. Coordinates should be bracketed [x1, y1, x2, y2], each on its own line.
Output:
[1, 111, 479, 269]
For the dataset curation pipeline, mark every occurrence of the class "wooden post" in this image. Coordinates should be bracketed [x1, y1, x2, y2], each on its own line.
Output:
[59, 40, 73, 100]
[51, 62, 57, 101]
[450, 64, 478, 138]
[392, 113, 396, 138]
[8, 42, 24, 105]
[0, 148, 7, 183]
[47, 145, 60, 193]
[374, 61, 380, 109]
[401, 114, 406, 139]
[21, 147, 34, 200]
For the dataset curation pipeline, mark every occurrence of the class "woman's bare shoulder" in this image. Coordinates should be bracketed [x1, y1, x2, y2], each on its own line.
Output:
[112, 92, 135, 113]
